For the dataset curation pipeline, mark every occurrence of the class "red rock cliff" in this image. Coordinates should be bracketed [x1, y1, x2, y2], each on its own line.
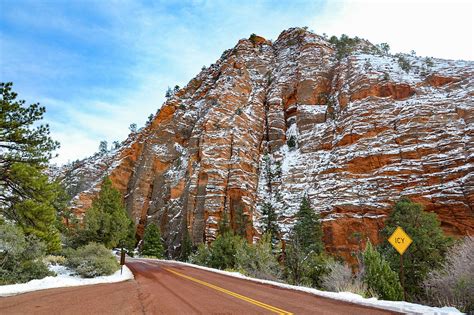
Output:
[58, 28, 474, 260]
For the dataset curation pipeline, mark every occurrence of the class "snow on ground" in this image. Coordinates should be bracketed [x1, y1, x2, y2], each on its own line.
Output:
[0, 264, 134, 297]
[138, 258, 461, 315]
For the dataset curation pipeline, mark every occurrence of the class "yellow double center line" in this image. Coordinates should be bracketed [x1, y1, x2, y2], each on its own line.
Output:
[165, 268, 293, 315]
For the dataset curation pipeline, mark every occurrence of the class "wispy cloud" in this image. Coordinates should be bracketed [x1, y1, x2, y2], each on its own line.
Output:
[1, 0, 471, 164]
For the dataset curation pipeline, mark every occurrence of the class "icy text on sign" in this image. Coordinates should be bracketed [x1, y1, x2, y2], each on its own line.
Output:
[388, 226, 413, 255]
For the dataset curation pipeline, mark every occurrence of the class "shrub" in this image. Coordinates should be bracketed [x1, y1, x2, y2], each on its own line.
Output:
[287, 135, 296, 148]
[65, 243, 119, 278]
[249, 33, 258, 43]
[208, 233, 243, 270]
[396, 54, 411, 73]
[236, 234, 281, 281]
[424, 57, 434, 67]
[285, 244, 332, 288]
[303, 252, 334, 288]
[321, 261, 367, 296]
[423, 236, 474, 313]
[188, 243, 212, 266]
[363, 242, 403, 301]
[0, 223, 53, 285]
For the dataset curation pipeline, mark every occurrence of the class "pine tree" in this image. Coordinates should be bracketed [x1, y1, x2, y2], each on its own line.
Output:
[285, 196, 327, 287]
[208, 232, 242, 269]
[179, 230, 193, 261]
[98, 141, 108, 154]
[141, 223, 165, 258]
[112, 141, 120, 149]
[233, 205, 248, 238]
[82, 177, 135, 248]
[363, 242, 403, 301]
[0, 82, 62, 252]
[147, 114, 154, 124]
[129, 123, 137, 133]
[165, 87, 172, 98]
[261, 202, 279, 239]
[380, 198, 453, 300]
[293, 196, 324, 254]
[218, 210, 231, 236]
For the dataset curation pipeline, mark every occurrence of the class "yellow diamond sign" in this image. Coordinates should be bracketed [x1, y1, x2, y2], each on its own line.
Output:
[388, 226, 413, 255]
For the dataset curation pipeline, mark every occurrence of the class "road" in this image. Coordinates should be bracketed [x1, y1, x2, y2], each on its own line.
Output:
[0, 259, 400, 314]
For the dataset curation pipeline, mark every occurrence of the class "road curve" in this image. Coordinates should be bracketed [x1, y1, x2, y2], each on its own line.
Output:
[0, 259, 400, 314]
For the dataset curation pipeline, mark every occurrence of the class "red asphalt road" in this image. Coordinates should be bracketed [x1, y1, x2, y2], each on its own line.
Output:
[0, 259, 401, 314]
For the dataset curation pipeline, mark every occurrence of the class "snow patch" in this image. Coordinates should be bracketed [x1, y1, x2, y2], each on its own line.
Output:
[0, 265, 134, 297]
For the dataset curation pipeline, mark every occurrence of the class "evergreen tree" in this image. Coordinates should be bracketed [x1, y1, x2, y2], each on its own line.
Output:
[147, 114, 154, 124]
[293, 196, 324, 254]
[376, 43, 390, 55]
[218, 210, 231, 235]
[98, 141, 108, 154]
[363, 241, 403, 301]
[208, 232, 242, 270]
[122, 220, 137, 254]
[179, 230, 193, 261]
[165, 87, 172, 98]
[82, 177, 135, 248]
[129, 123, 137, 133]
[141, 223, 164, 258]
[261, 202, 279, 240]
[285, 196, 326, 286]
[233, 205, 248, 238]
[380, 198, 453, 300]
[0, 82, 62, 252]
[112, 141, 120, 149]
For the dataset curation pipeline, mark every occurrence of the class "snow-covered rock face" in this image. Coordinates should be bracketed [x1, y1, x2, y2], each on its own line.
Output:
[56, 28, 474, 260]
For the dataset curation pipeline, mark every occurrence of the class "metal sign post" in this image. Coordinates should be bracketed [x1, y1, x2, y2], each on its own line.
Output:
[388, 226, 412, 301]
[120, 248, 126, 275]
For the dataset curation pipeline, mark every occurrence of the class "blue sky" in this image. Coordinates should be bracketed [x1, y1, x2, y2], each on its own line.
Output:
[1, 0, 472, 164]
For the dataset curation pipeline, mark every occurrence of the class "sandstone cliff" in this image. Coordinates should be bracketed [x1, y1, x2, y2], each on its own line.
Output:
[56, 28, 474, 260]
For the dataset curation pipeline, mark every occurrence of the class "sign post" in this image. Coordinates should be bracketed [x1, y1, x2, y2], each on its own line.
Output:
[388, 226, 412, 301]
[120, 248, 126, 275]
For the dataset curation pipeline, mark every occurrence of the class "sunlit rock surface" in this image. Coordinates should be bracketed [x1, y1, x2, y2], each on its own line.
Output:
[54, 28, 474, 260]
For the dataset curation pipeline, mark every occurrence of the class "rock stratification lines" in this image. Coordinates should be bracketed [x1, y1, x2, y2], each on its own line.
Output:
[56, 28, 474, 259]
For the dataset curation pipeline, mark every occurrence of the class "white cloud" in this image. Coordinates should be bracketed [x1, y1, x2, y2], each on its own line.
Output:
[4, 0, 472, 165]
[311, 0, 474, 60]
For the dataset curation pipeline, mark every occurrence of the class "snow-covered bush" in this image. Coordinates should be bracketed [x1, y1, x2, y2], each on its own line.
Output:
[423, 236, 474, 313]
[65, 243, 119, 278]
[321, 261, 367, 296]
[0, 224, 52, 284]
